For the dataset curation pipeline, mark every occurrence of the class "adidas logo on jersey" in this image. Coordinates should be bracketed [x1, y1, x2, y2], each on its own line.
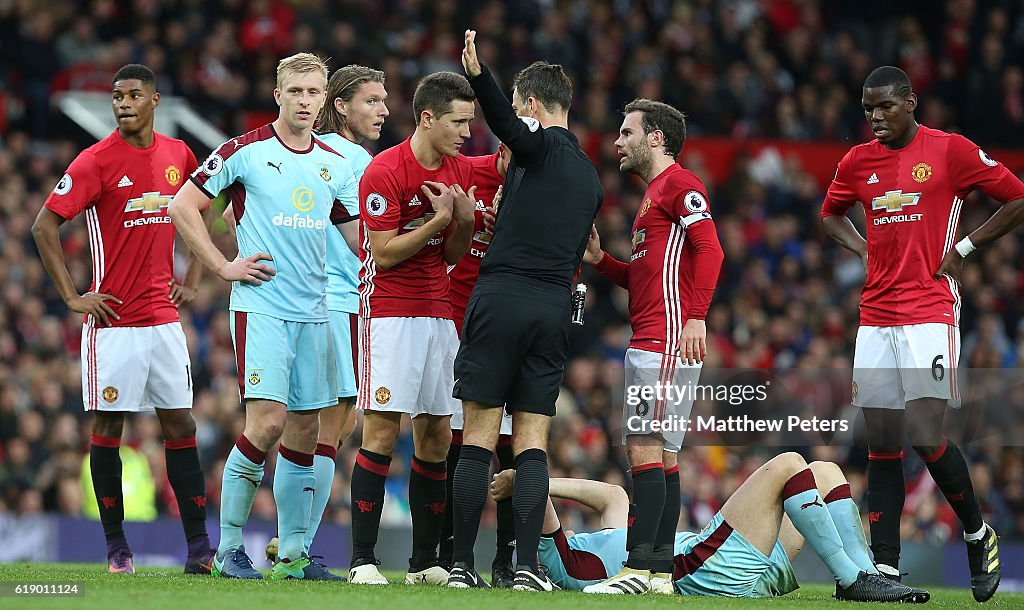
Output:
[409, 195, 422, 206]
[117, 175, 134, 188]
[867, 173, 879, 185]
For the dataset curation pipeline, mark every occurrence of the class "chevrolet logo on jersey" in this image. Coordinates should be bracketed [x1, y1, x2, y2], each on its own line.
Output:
[871, 190, 921, 212]
[124, 192, 173, 213]
[632, 228, 646, 250]
[403, 212, 436, 230]
[472, 230, 492, 244]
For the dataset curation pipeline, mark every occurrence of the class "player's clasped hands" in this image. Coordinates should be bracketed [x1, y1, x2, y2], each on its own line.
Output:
[421, 181, 454, 222]
[451, 184, 477, 225]
[69, 292, 122, 327]
[218, 253, 276, 286]
[678, 318, 707, 366]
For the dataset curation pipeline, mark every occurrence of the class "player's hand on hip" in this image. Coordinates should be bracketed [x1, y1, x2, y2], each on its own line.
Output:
[451, 184, 477, 225]
[462, 30, 482, 77]
[678, 319, 707, 366]
[422, 181, 454, 223]
[934, 249, 963, 284]
[490, 469, 515, 502]
[582, 224, 604, 265]
[69, 292, 122, 327]
[168, 280, 197, 306]
[218, 253, 275, 285]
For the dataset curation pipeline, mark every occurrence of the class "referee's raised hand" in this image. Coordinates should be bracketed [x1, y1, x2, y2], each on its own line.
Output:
[462, 30, 481, 78]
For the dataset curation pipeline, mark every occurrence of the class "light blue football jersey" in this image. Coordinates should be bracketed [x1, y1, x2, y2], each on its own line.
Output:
[191, 124, 358, 322]
[317, 132, 371, 314]
[538, 528, 627, 591]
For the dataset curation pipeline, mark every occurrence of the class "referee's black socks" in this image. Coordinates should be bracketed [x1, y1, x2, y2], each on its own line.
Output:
[513, 448, 549, 572]
[452, 444, 493, 568]
[494, 440, 516, 567]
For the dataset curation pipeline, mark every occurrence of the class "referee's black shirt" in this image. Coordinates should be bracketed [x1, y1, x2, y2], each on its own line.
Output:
[468, 66, 603, 291]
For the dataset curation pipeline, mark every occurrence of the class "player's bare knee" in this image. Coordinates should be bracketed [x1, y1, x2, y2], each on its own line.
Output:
[662, 450, 679, 470]
[768, 452, 808, 477]
[92, 412, 125, 438]
[415, 427, 452, 462]
[245, 416, 285, 448]
[625, 437, 663, 467]
[808, 461, 844, 488]
[608, 484, 630, 513]
[362, 421, 399, 456]
[157, 409, 196, 440]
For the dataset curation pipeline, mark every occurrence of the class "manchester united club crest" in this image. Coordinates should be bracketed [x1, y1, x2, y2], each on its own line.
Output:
[911, 162, 932, 183]
[374, 386, 392, 405]
[165, 165, 181, 186]
[320, 166, 331, 181]
[102, 386, 119, 403]
[639, 198, 652, 217]
[851, 381, 859, 400]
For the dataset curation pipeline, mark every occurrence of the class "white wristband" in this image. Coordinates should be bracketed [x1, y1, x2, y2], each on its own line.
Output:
[954, 236, 976, 258]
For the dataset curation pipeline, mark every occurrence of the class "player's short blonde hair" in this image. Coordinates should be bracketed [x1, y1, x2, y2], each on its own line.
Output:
[276, 53, 329, 90]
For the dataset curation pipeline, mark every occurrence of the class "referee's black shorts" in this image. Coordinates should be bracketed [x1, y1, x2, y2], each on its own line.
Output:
[453, 278, 569, 416]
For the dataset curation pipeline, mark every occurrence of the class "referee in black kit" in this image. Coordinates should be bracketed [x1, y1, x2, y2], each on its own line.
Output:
[447, 30, 603, 591]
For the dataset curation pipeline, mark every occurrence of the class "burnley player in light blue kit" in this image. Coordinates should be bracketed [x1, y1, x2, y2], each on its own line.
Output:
[304, 66, 387, 558]
[169, 53, 359, 581]
[491, 453, 929, 603]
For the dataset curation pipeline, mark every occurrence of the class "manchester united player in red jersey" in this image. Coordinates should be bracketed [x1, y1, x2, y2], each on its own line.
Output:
[349, 71, 477, 585]
[31, 64, 213, 575]
[582, 99, 724, 595]
[439, 146, 515, 586]
[822, 66, 1024, 602]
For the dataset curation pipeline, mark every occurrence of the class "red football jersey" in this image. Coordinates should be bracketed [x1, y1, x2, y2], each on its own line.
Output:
[359, 138, 474, 318]
[44, 131, 198, 327]
[822, 126, 1024, 327]
[594, 164, 724, 354]
[448, 153, 503, 335]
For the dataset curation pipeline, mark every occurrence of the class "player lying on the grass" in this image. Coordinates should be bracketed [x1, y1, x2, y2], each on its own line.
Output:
[490, 452, 930, 602]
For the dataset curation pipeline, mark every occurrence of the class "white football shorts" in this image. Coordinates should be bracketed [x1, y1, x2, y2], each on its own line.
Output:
[81, 321, 192, 412]
[852, 323, 960, 409]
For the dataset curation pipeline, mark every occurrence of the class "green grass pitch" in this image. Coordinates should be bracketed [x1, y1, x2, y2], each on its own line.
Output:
[0, 564, 1021, 609]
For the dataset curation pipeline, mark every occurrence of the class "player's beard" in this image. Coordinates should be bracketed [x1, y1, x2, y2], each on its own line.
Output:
[623, 141, 653, 178]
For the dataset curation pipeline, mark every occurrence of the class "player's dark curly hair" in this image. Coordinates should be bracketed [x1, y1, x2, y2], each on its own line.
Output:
[412, 71, 475, 120]
[318, 65, 386, 135]
[513, 61, 573, 113]
[863, 66, 912, 98]
[112, 64, 156, 88]
[623, 98, 687, 160]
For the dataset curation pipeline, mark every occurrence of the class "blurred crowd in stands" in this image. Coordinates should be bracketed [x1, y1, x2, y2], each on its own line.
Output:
[1, 0, 1023, 544]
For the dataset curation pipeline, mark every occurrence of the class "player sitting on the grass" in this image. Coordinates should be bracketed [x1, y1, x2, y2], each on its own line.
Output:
[490, 452, 930, 602]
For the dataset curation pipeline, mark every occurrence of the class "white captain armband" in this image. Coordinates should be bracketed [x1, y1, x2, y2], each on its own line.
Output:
[680, 212, 712, 227]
